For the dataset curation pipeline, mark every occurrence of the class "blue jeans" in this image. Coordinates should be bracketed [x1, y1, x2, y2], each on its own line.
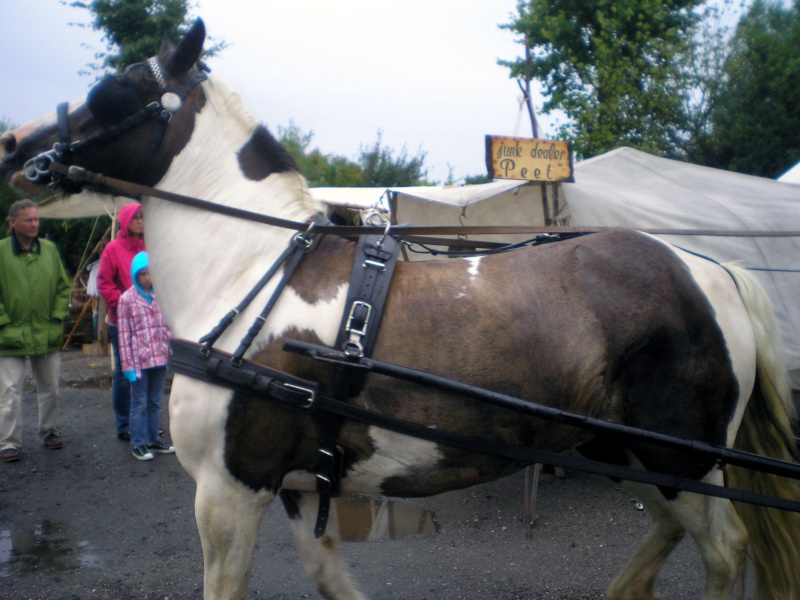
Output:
[129, 367, 167, 448]
[108, 325, 131, 435]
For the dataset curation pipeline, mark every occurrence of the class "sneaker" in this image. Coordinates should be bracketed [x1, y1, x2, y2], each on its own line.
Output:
[146, 441, 175, 454]
[116, 432, 131, 442]
[132, 446, 154, 461]
[43, 433, 63, 450]
[1, 448, 20, 462]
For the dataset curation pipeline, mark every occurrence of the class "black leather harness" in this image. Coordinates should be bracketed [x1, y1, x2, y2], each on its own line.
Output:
[313, 230, 401, 537]
[169, 223, 402, 537]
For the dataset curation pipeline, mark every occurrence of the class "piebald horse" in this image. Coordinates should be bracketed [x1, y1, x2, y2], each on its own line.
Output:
[3, 20, 800, 600]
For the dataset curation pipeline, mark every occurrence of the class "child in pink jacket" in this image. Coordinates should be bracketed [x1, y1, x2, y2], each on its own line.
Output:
[117, 251, 173, 461]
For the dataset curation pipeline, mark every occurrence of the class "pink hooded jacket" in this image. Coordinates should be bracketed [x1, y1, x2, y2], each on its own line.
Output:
[98, 203, 145, 325]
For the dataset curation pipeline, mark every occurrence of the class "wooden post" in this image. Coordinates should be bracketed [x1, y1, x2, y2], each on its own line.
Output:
[61, 300, 92, 350]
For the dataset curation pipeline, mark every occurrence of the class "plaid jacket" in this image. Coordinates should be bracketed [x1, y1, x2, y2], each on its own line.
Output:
[117, 287, 170, 376]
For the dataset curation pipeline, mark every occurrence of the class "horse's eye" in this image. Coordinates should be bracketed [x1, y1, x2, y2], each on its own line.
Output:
[87, 76, 145, 127]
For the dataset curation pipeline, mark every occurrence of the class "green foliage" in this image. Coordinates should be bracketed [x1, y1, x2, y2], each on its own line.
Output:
[278, 123, 431, 188]
[502, 0, 705, 159]
[689, 0, 800, 177]
[278, 122, 365, 187]
[65, 0, 226, 74]
[464, 174, 493, 185]
[358, 132, 429, 187]
[40, 214, 111, 278]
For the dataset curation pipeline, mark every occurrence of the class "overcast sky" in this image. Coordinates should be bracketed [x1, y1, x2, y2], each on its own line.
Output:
[0, 1, 562, 183]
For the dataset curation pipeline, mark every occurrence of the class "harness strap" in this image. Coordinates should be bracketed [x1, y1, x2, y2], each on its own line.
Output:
[44, 163, 800, 240]
[229, 225, 321, 365]
[167, 337, 800, 514]
[170, 339, 317, 409]
[336, 231, 402, 382]
[314, 230, 403, 538]
[286, 339, 800, 481]
[198, 216, 327, 352]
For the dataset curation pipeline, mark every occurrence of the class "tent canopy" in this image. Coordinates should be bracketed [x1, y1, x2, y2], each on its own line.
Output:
[565, 148, 800, 387]
[779, 161, 800, 184]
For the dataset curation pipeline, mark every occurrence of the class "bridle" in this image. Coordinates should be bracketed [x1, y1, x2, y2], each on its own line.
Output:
[22, 55, 208, 191]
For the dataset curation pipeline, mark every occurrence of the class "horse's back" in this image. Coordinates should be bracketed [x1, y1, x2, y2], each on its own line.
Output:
[344, 229, 751, 494]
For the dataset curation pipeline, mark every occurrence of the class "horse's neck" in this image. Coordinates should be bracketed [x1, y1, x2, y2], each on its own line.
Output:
[163, 78, 318, 223]
[144, 78, 322, 343]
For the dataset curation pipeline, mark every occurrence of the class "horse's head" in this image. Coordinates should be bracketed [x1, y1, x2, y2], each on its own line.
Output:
[0, 19, 208, 197]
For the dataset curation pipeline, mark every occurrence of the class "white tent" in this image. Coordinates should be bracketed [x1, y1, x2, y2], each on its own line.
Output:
[562, 148, 800, 388]
[779, 161, 800, 184]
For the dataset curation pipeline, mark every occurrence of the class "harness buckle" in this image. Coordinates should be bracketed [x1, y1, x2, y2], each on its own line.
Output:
[283, 382, 316, 409]
[345, 301, 372, 337]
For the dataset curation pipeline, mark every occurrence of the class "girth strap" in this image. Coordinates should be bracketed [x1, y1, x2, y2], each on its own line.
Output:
[314, 230, 403, 538]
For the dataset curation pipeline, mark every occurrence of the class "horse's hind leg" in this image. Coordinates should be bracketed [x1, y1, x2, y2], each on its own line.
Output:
[667, 480, 749, 600]
[280, 491, 367, 600]
[605, 481, 687, 600]
[194, 476, 274, 600]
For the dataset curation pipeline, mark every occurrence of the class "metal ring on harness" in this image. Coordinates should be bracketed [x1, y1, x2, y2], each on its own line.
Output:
[376, 222, 392, 247]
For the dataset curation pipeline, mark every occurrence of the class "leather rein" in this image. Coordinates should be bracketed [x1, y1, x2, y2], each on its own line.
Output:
[42, 162, 800, 244]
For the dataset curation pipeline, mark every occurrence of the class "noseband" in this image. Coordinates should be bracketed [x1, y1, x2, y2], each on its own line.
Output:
[22, 56, 208, 191]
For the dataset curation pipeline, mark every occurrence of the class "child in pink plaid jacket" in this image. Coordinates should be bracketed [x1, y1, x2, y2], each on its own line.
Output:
[118, 251, 174, 461]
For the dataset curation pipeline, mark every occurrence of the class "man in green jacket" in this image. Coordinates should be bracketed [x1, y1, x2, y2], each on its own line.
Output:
[0, 200, 70, 462]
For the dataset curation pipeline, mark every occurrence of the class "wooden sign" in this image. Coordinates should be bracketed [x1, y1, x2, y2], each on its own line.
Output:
[485, 136, 574, 182]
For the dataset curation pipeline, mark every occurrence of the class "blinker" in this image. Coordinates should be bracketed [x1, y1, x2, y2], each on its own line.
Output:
[87, 76, 146, 126]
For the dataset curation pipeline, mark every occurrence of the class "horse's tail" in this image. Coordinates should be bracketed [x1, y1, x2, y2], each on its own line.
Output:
[723, 264, 800, 599]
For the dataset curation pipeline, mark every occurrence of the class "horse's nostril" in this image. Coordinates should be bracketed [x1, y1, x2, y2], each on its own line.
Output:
[1, 132, 17, 155]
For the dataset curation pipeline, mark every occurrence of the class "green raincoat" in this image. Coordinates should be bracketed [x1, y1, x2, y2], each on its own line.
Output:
[0, 234, 70, 356]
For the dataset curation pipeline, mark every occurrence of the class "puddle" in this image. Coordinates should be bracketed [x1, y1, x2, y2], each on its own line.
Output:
[336, 496, 439, 542]
[0, 520, 100, 577]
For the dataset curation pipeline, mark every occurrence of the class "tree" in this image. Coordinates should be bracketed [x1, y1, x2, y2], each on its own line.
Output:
[689, 0, 800, 178]
[278, 122, 364, 187]
[501, 0, 705, 159]
[278, 123, 431, 188]
[357, 132, 429, 187]
[65, 0, 226, 74]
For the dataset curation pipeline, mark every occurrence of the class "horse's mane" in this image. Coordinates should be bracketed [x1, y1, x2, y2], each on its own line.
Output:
[191, 77, 322, 219]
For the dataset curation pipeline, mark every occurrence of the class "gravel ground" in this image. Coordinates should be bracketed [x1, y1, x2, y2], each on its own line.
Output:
[0, 348, 756, 599]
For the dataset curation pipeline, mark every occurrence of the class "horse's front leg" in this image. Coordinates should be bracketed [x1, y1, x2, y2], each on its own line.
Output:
[195, 476, 274, 600]
[280, 490, 367, 600]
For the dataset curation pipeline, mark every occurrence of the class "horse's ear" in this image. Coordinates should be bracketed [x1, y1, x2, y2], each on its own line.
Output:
[165, 18, 205, 77]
